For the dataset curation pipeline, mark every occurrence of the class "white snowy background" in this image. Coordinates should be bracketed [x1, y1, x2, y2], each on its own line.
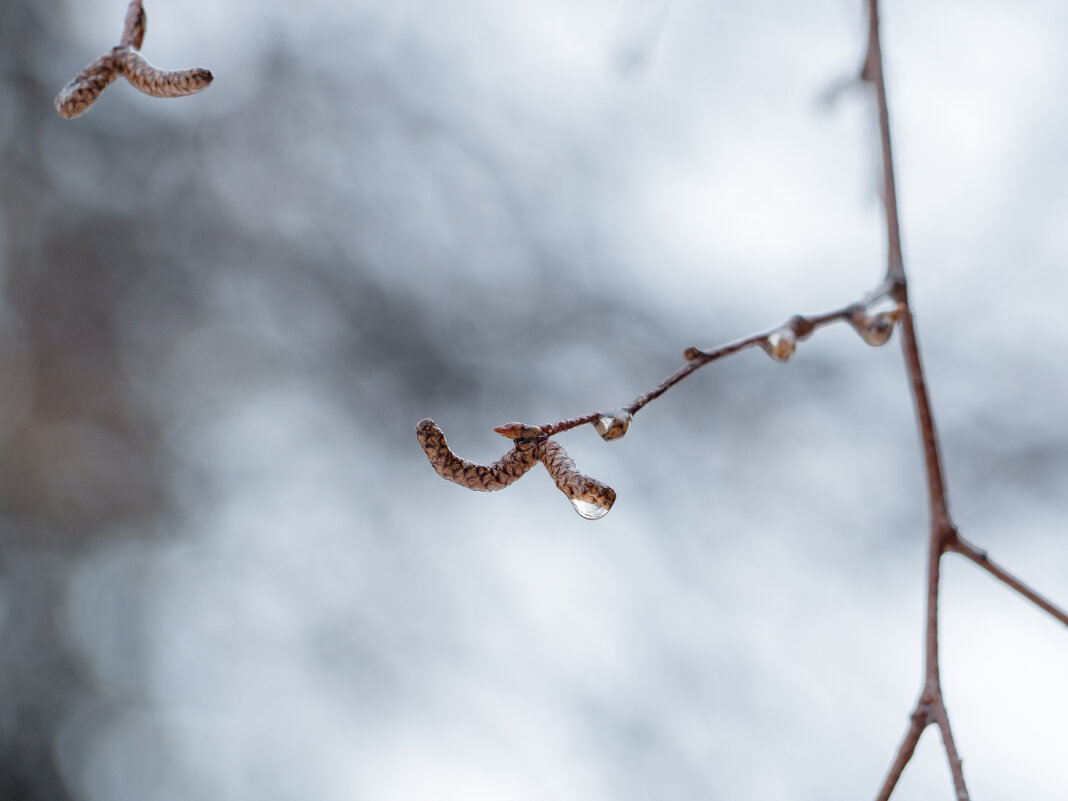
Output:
[1, 0, 1066, 799]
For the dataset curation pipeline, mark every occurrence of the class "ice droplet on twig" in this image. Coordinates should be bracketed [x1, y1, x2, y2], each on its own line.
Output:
[540, 440, 616, 521]
[570, 498, 611, 520]
[595, 411, 632, 442]
[851, 301, 902, 347]
[762, 328, 796, 362]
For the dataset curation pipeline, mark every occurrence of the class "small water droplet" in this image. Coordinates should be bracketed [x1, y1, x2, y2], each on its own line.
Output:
[570, 498, 611, 520]
[762, 328, 796, 362]
[856, 313, 895, 346]
[595, 411, 631, 442]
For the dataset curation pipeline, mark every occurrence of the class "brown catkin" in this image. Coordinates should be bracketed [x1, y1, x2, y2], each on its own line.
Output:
[416, 419, 616, 513]
[54, 1, 213, 119]
[538, 440, 617, 511]
[54, 52, 123, 119]
[119, 50, 213, 98]
[416, 419, 539, 491]
[120, 1, 146, 49]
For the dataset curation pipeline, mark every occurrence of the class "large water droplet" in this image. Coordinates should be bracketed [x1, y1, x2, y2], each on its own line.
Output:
[570, 497, 611, 520]
[851, 301, 902, 347]
[856, 313, 894, 346]
[762, 328, 796, 362]
[595, 411, 631, 442]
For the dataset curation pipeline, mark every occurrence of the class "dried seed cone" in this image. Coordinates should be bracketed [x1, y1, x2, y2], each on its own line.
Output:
[54, 0, 213, 119]
[121, 1, 146, 49]
[416, 419, 539, 491]
[539, 441, 617, 512]
[119, 50, 214, 98]
[54, 54, 123, 119]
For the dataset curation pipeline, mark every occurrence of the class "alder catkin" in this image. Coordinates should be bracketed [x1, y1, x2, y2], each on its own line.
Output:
[538, 440, 617, 512]
[119, 50, 214, 98]
[416, 419, 539, 491]
[54, 1, 213, 119]
[121, 1, 146, 49]
[416, 419, 617, 517]
[54, 53, 123, 119]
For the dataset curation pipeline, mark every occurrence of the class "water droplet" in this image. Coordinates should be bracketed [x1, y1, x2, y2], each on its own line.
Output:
[762, 328, 796, 362]
[570, 498, 611, 520]
[595, 411, 631, 442]
[855, 313, 894, 346]
[851, 302, 902, 347]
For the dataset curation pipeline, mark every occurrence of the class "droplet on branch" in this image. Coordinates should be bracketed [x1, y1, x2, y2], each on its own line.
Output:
[570, 498, 612, 520]
[540, 441, 616, 520]
[595, 411, 631, 442]
[851, 301, 903, 347]
[762, 328, 797, 362]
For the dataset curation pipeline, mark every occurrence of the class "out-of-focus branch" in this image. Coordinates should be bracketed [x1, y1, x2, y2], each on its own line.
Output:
[54, 0, 213, 119]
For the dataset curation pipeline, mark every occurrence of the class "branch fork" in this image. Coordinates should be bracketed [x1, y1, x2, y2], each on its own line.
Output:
[414, 1, 1067, 796]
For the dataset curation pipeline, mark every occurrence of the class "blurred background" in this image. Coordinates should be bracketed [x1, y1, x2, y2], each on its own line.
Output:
[2, 0, 1067, 799]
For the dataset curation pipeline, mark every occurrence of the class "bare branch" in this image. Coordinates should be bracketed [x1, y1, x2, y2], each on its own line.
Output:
[863, 0, 905, 283]
[949, 537, 1068, 628]
[538, 288, 899, 438]
[933, 702, 970, 801]
[874, 705, 930, 801]
[863, 0, 976, 795]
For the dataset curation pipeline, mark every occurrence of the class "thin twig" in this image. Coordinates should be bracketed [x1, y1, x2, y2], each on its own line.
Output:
[933, 702, 969, 801]
[863, 0, 972, 796]
[949, 536, 1068, 628]
[863, 0, 905, 284]
[538, 297, 886, 437]
[874, 705, 930, 801]
[536, 276, 901, 437]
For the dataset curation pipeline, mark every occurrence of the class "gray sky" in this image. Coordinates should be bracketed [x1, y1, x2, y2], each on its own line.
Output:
[3, 1, 1067, 799]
